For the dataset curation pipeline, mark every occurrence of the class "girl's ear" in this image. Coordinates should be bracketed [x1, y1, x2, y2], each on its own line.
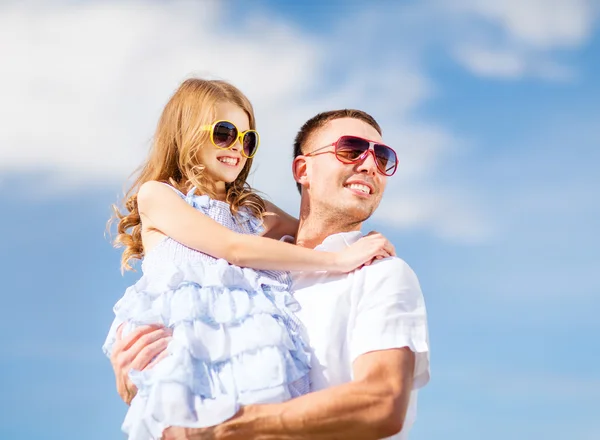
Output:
[292, 156, 309, 190]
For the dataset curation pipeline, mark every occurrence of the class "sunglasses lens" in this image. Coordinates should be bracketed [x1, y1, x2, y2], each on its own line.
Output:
[336, 136, 369, 162]
[242, 131, 259, 157]
[212, 121, 237, 148]
[336, 136, 397, 176]
[374, 145, 397, 175]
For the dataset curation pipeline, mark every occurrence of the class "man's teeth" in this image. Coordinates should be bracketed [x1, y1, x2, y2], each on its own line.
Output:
[346, 183, 370, 194]
[218, 157, 238, 165]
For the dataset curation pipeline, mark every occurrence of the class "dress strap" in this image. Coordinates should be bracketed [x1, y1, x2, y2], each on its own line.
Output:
[159, 183, 209, 211]
[158, 182, 187, 199]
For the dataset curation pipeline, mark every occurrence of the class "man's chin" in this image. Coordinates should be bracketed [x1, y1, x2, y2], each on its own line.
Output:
[340, 204, 375, 224]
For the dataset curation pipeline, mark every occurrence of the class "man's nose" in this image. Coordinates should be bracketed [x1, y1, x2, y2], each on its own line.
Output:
[356, 150, 378, 175]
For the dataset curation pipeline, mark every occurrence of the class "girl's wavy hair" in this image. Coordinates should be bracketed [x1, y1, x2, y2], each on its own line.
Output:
[110, 78, 266, 271]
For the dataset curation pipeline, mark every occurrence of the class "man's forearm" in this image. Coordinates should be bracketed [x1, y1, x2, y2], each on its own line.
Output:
[165, 380, 407, 440]
[163, 349, 415, 440]
[228, 380, 404, 439]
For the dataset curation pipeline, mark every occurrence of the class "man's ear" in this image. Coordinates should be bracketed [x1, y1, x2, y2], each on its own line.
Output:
[292, 156, 309, 189]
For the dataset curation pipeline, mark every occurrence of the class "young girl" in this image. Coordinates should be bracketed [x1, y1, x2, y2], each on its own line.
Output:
[103, 78, 393, 440]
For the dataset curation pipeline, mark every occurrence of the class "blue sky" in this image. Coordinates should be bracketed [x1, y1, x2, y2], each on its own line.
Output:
[0, 1, 598, 439]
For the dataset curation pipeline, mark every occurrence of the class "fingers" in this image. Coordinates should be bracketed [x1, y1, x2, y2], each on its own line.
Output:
[144, 349, 170, 371]
[367, 253, 385, 265]
[367, 246, 393, 265]
[375, 250, 391, 260]
[344, 233, 396, 272]
[120, 324, 166, 352]
[383, 240, 396, 257]
[127, 327, 173, 371]
[134, 336, 172, 371]
[375, 238, 395, 257]
[120, 380, 138, 406]
[112, 326, 171, 406]
[111, 326, 171, 380]
[111, 325, 155, 365]
[363, 231, 396, 258]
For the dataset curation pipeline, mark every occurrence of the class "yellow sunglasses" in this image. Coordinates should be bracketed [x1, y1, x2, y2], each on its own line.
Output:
[201, 120, 260, 158]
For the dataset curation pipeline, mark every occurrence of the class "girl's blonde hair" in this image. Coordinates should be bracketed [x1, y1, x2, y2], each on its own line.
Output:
[111, 78, 266, 271]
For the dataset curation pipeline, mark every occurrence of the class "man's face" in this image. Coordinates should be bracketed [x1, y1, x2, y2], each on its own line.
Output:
[297, 117, 388, 224]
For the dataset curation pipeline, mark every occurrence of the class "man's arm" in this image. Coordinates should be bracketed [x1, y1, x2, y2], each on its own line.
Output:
[164, 258, 430, 440]
[163, 347, 415, 440]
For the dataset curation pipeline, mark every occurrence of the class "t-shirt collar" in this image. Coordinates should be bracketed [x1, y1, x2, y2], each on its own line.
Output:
[314, 231, 363, 251]
[280, 231, 363, 251]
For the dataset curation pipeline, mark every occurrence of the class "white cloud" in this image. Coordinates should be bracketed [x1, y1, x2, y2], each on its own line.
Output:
[453, 45, 576, 81]
[436, 0, 599, 80]
[0, 0, 319, 182]
[375, 185, 493, 244]
[0, 0, 490, 243]
[449, 0, 598, 48]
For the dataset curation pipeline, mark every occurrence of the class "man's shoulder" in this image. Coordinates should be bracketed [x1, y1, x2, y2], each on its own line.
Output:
[363, 256, 418, 280]
[358, 256, 422, 297]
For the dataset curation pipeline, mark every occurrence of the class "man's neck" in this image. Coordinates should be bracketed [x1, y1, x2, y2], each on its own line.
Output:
[295, 215, 362, 249]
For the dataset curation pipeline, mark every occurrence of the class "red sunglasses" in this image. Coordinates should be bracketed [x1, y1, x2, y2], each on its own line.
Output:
[304, 135, 398, 176]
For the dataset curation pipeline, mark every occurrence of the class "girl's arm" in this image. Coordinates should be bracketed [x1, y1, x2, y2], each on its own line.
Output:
[261, 200, 299, 240]
[137, 181, 392, 273]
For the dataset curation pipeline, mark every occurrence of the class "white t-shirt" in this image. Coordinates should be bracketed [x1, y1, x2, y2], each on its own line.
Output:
[291, 231, 430, 440]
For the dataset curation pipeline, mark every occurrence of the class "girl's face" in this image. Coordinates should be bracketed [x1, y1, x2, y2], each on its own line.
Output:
[198, 101, 250, 193]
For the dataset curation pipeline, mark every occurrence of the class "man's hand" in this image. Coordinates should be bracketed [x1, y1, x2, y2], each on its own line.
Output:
[110, 324, 172, 405]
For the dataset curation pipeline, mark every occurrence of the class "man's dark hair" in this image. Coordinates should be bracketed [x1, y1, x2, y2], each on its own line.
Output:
[293, 109, 382, 193]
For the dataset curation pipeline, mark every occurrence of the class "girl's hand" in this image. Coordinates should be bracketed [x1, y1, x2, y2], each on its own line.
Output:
[333, 231, 395, 272]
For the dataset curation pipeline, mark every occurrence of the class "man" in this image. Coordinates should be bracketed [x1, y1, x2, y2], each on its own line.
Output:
[110, 109, 430, 439]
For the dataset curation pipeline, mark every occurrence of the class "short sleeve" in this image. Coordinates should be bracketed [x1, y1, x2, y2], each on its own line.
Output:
[235, 208, 265, 236]
[349, 258, 430, 390]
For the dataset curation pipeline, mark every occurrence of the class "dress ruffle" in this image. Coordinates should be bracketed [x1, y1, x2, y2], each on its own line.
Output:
[103, 258, 310, 440]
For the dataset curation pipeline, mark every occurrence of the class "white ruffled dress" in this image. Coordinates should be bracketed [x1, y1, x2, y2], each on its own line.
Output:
[103, 186, 311, 440]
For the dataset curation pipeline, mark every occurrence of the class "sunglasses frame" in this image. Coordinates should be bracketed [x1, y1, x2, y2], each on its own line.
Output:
[304, 135, 398, 176]
[201, 120, 260, 159]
